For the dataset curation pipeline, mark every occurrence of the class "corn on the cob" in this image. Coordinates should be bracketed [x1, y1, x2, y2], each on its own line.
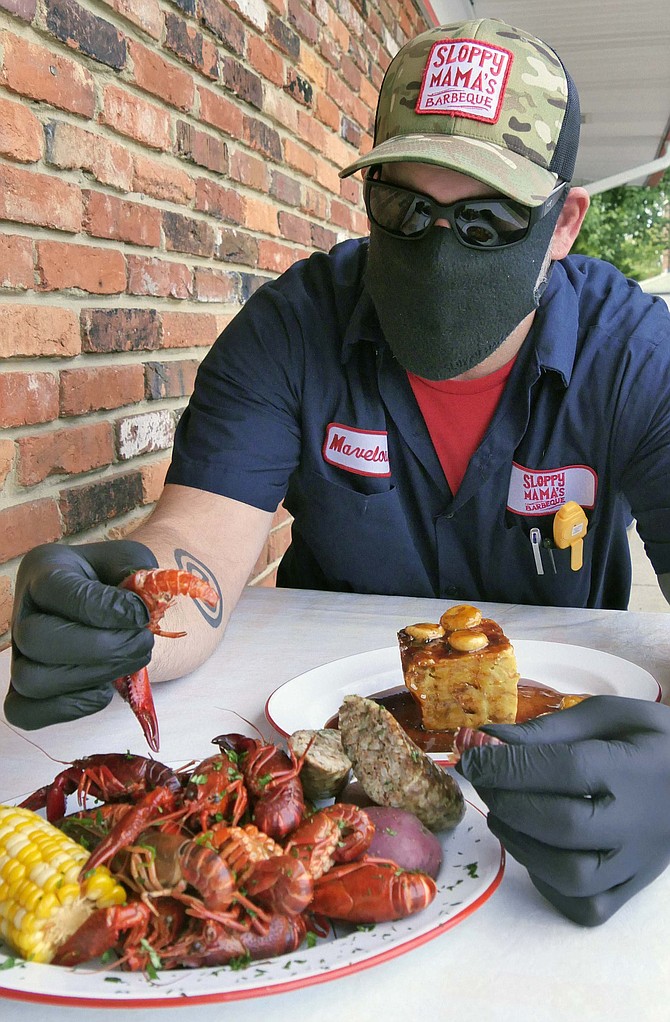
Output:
[0, 805, 126, 964]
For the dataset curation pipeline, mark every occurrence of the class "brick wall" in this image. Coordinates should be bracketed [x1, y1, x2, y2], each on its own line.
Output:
[0, 0, 430, 645]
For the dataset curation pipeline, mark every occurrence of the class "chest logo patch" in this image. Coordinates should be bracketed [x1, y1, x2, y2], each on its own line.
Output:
[507, 462, 597, 516]
[416, 37, 513, 123]
[323, 423, 391, 477]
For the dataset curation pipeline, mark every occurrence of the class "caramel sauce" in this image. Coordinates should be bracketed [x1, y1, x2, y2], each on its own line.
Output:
[324, 680, 588, 754]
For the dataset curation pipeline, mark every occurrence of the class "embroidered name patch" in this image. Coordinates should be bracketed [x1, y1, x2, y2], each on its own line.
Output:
[416, 37, 513, 122]
[323, 423, 391, 477]
[507, 462, 597, 516]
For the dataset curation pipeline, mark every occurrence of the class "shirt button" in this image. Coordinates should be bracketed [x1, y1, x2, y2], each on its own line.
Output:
[444, 512, 455, 520]
[445, 586, 459, 597]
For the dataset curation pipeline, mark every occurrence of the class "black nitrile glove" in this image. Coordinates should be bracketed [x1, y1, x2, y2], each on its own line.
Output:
[456, 696, 670, 926]
[6, 540, 158, 729]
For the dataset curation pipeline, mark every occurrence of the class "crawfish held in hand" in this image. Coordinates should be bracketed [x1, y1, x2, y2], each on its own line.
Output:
[115, 569, 219, 752]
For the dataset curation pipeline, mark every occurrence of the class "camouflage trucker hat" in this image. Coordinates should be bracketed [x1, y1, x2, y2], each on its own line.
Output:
[340, 19, 581, 207]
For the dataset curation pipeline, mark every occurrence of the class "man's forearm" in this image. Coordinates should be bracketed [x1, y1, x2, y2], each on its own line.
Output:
[125, 483, 274, 683]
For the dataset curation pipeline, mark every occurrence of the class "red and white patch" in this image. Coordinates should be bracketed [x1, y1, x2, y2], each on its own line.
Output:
[507, 462, 597, 517]
[323, 422, 391, 477]
[416, 37, 513, 123]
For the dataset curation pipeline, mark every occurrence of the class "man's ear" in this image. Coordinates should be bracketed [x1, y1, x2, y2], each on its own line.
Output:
[550, 186, 590, 259]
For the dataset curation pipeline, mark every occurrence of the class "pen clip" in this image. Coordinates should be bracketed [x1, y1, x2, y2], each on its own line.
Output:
[529, 527, 544, 575]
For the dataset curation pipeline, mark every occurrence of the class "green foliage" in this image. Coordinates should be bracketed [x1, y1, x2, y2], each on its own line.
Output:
[571, 170, 670, 280]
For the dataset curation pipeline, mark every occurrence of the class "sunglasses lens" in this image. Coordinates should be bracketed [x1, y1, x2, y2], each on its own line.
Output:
[454, 201, 529, 248]
[365, 180, 535, 248]
[366, 183, 435, 238]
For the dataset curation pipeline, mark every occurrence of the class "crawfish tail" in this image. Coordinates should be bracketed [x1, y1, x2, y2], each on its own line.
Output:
[451, 727, 505, 762]
[120, 569, 219, 607]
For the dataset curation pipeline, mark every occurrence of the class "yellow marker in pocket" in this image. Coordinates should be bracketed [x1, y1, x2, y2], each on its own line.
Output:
[553, 501, 588, 571]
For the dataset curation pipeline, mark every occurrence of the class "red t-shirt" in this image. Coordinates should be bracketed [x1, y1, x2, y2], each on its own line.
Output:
[407, 358, 516, 494]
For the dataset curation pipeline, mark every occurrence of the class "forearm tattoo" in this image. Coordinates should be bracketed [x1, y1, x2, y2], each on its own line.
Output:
[174, 548, 223, 628]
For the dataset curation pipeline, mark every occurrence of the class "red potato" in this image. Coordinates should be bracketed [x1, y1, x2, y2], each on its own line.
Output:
[364, 806, 443, 879]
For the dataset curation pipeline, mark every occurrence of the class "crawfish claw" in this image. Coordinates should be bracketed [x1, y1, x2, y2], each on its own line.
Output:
[114, 666, 160, 752]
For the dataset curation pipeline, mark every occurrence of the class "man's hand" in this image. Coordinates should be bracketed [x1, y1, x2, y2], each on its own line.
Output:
[456, 696, 670, 925]
[6, 540, 158, 729]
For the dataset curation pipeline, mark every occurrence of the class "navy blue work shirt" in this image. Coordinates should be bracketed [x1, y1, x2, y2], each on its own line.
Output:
[166, 238, 670, 610]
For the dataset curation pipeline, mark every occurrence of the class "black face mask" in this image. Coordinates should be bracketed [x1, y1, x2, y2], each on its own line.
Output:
[364, 196, 565, 380]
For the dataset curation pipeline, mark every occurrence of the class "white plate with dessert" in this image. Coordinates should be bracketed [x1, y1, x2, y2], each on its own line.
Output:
[265, 606, 661, 754]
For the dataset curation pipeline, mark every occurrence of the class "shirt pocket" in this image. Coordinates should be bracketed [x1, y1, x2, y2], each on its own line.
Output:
[286, 469, 433, 596]
[501, 507, 601, 606]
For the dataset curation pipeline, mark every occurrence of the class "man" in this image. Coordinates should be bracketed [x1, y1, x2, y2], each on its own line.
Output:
[6, 19, 670, 926]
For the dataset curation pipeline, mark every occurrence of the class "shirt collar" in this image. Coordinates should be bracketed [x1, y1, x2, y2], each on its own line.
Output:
[528, 260, 579, 388]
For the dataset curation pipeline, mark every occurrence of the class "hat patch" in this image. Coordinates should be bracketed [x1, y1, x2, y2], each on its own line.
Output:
[416, 37, 513, 124]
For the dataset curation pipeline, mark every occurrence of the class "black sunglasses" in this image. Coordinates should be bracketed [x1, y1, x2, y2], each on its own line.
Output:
[364, 173, 567, 249]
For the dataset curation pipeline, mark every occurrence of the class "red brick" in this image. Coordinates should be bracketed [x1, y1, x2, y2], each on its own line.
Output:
[45, 0, 126, 70]
[270, 169, 301, 206]
[0, 307, 80, 358]
[16, 422, 115, 486]
[127, 255, 193, 299]
[195, 178, 246, 223]
[246, 33, 284, 87]
[37, 241, 126, 294]
[244, 196, 280, 236]
[84, 191, 162, 247]
[165, 12, 218, 79]
[175, 121, 228, 174]
[311, 223, 338, 252]
[243, 114, 282, 161]
[0, 0, 36, 20]
[194, 267, 240, 303]
[116, 409, 174, 460]
[198, 0, 245, 56]
[258, 239, 306, 274]
[228, 151, 269, 195]
[140, 456, 170, 503]
[0, 575, 12, 637]
[0, 96, 43, 163]
[45, 121, 134, 193]
[198, 87, 245, 139]
[0, 440, 15, 486]
[278, 210, 312, 245]
[214, 228, 258, 267]
[0, 372, 59, 427]
[283, 138, 316, 177]
[60, 365, 145, 415]
[132, 153, 196, 205]
[160, 311, 218, 349]
[100, 84, 172, 151]
[0, 235, 34, 289]
[163, 211, 215, 258]
[315, 91, 339, 133]
[144, 359, 198, 399]
[302, 184, 329, 220]
[81, 308, 160, 353]
[128, 38, 195, 112]
[0, 164, 83, 233]
[0, 31, 96, 117]
[59, 473, 143, 535]
[98, 0, 163, 40]
[0, 499, 63, 564]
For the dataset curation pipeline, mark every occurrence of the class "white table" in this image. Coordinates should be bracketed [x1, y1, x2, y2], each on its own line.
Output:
[2, 587, 670, 1021]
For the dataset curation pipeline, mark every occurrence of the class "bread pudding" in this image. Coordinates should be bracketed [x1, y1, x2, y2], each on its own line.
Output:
[397, 604, 519, 730]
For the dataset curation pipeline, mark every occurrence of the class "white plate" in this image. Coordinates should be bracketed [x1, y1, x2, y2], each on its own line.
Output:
[265, 639, 661, 739]
[0, 801, 503, 1006]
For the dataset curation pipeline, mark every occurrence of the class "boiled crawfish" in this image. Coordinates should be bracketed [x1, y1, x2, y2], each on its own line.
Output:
[114, 568, 219, 753]
[212, 733, 306, 839]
